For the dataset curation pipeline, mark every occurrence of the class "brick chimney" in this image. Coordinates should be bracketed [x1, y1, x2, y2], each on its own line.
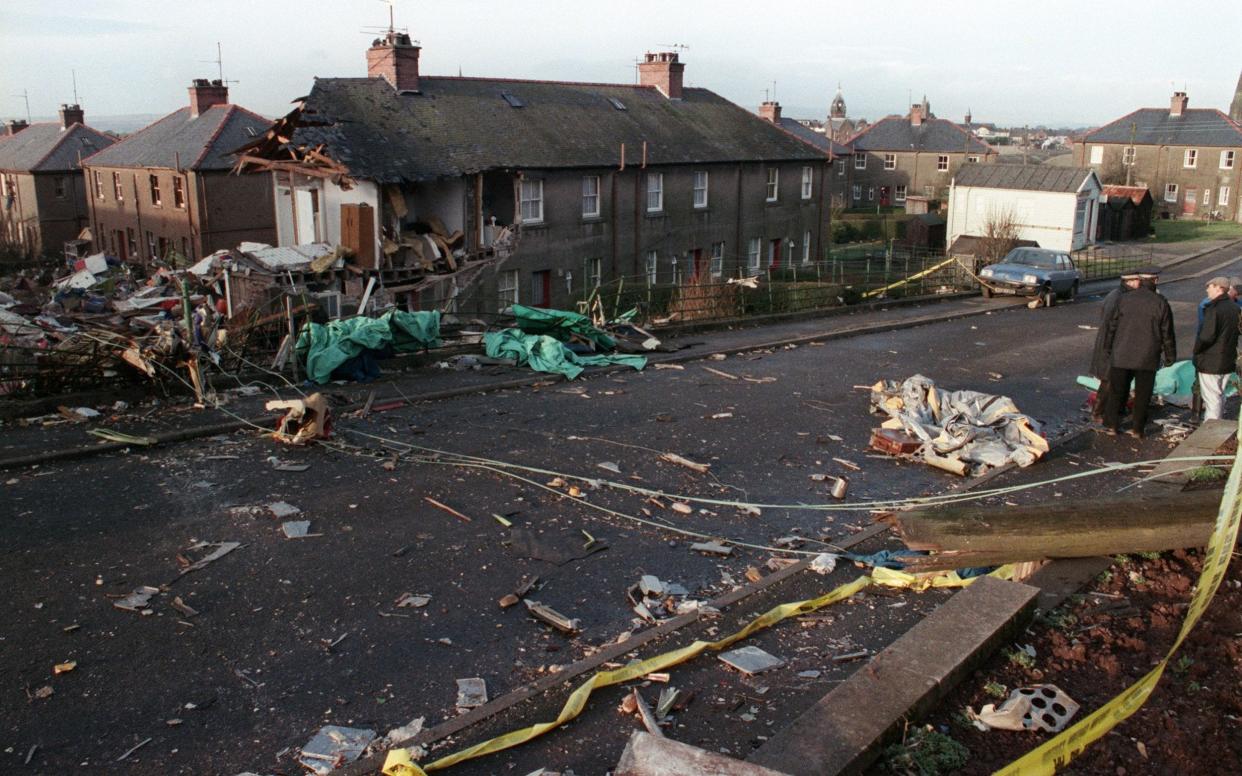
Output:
[1170, 91, 1188, 117]
[759, 101, 782, 124]
[367, 31, 421, 92]
[638, 51, 684, 100]
[189, 79, 229, 118]
[909, 103, 925, 127]
[5, 119, 28, 136]
[59, 103, 84, 129]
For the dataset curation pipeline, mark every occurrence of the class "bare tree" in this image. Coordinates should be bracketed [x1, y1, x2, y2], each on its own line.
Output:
[979, 205, 1020, 266]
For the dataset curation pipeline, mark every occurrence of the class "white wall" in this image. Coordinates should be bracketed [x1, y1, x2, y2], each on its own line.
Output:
[407, 179, 467, 234]
[947, 182, 1099, 252]
[274, 174, 380, 257]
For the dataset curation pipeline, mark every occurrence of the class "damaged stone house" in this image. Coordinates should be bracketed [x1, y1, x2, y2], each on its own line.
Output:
[0, 106, 116, 257]
[236, 33, 832, 313]
[81, 80, 276, 267]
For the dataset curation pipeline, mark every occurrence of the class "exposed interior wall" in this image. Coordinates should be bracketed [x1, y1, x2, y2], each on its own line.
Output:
[406, 179, 466, 234]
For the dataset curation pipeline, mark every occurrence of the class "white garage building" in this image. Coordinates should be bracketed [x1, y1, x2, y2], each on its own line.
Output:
[946, 165, 1102, 252]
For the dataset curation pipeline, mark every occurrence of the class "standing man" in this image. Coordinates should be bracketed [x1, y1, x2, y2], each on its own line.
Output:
[1194, 277, 1240, 421]
[1089, 274, 1132, 420]
[1102, 267, 1176, 438]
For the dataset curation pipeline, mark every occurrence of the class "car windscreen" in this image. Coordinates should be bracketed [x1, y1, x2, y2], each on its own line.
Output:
[1017, 252, 1057, 268]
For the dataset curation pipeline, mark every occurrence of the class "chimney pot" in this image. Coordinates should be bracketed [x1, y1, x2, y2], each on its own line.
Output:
[1170, 91, 1188, 117]
[58, 103, 85, 129]
[5, 119, 29, 136]
[638, 51, 685, 100]
[188, 78, 229, 118]
[367, 31, 421, 92]
[759, 101, 782, 124]
[910, 103, 924, 127]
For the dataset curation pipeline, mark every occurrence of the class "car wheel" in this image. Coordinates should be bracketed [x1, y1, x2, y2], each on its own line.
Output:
[1065, 282, 1078, 301]
[981, 285, 993, 299]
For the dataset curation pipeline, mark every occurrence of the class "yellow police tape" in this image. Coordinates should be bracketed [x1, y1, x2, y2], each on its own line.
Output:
[993, 427, 1242, 775]
[382, 565, 1014, 775]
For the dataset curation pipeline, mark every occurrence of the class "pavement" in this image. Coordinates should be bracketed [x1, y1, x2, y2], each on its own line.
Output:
[1, 238, 1239, 775]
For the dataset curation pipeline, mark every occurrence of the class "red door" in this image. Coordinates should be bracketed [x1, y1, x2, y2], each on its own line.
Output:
[114, 230, 128, 261]
[1183, 189, 1197, 215]
[880, 186, 891, 206]
[769, 238, 782, 268]
[531, 270, 552, 307]
[689, 248, 706, 281]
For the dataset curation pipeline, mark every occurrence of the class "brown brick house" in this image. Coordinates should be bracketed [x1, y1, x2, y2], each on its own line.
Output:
[1075, 91, 1242, 222]
[847, 101, 996, 208]
[82, 80, 275, 266]
[237, 35, 833, 311]
[0, 105, 115, 257]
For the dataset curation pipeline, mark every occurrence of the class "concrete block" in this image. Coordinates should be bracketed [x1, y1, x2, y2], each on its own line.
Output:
[747, 576, 1038, 776]
[615, 732, 792, 776]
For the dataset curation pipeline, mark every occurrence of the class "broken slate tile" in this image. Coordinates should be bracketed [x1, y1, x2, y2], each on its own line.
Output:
[281, 520, 311, 539]
[113, 586, 160, 613]
[298, 725, 375, 775]
[268, 501, 301, 519]
[718, 646, 785, 675]
[689, 541, 732, 556]
[455, 677, 487, 709]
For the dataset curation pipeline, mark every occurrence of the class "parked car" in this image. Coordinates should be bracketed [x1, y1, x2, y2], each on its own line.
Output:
[978, 247, 1082, 306]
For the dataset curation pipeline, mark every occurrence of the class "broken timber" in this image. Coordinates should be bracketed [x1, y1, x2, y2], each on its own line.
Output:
[880, 490, 1221, 572]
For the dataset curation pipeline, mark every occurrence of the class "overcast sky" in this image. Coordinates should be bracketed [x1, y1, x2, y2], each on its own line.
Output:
[2, 0, 1240, 129]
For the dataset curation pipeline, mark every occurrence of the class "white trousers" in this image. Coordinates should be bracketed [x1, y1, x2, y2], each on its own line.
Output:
[1199, 372, 1231, 420]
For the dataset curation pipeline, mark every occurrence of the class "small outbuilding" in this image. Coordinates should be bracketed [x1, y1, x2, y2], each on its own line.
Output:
[1098, 185, 1153, 241]
[946, 165, 1102, 252]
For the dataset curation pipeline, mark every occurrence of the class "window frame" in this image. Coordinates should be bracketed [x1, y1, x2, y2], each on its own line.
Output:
[149, 174, 162, 207]
[519, 178, 544, 224]
[800, 166, 813, 199]
[883, 153, 896, 171]
[113, 172, 124, 201]
[588, 257, 602, 289]
[645, 250, 658, 285]
[746, 238, 761, 274]
[646, 173, 663, 213]
[1183, 149, 1198, 168]
[867, 186, 875, 202]
[581, 175, 600, 218]
[93, 170, 104, 199]
[836, 159, 846, 177]
[966, 155, 980, 163]
[173, 176, 186, 209]
[1221, 150, 1236, 170]
[693, 170, 709, 209]
[709, 241, 724, 279]
[853, 152, 867, 170]
[1164, 183, 1179, 202]
[895, 184, 907, 203]
[1089, 146, 1103, 165]
[851, 183, 862, 201]
[765, 167, 780, 202]
[498, 269, 519, 309]
[1220, 185, 1231, 207]
[801, 230, 811, 264]
[53, 176, 67, 199]
[936, 155, 949, 172]
[1122, 146, 1136, 166]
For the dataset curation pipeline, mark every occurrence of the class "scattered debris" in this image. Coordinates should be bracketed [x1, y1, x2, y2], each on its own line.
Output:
[830, 476, 849, 500]
[660, 452, 710, 474]
[510, 528, 608, 565]
[656, 687, 680, 719]
[396, 593, 432, 608]
[832, 650, 869, 663]
[32, 685, 53, 700]
[710, 412, 734, 419]
[267, 393, 332, 445]
[969, 685, 1079, 733]
[718, 646, 785, 675]
[53, 661, 77, 675]
[702, 366, 739, 381]
[267, 501, 301, 519]
[690, 541, 733, 556]
[832, 457, 861, 471]
[113, 586, 160, 613]
[267, 456, 311, 472]
[670, 502, 694, 515]
[456, 677, 488, 710]
[425, 496, 473, 523]
[797, 670, 822, 679]
[178, 541, 240, 576]
[298, 725, 376, 775]
[809, 553, 838, 575]
[116, 737, 152, 762]
[524, 600, 581, 634]
[281, 520, 313, 539]
[492, 513, 513, 527]
[170, 597, 198, 617]
[631, 689, 665, 736]
[597, 461, 622, 474]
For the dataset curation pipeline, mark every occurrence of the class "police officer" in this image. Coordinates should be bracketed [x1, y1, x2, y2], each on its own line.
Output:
[1102, 267, 1176, 438]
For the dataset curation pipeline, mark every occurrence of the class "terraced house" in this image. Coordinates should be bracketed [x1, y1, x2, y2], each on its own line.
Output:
[236, 33, 832, 311]
[847, 100, 996, 208]
[82, 80, 275, 266]
[1076, 91, 1242, 222]
[0, 106, 115, 257]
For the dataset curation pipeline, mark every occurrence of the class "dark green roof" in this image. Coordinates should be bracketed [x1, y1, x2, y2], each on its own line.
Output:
[290, 77, 829, 183]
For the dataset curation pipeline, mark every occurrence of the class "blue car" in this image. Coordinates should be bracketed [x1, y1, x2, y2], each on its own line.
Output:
[978, 247, 1082, 306]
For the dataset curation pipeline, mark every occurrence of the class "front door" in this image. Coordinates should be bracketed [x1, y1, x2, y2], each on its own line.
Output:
[114, 230, 128, 261]
[768, 238, 782, 269]
[1183, 189, 1197, 215]
[689, 248, 706, 282]
[531, 270, 551, 308]
[880, 186, 891, 207]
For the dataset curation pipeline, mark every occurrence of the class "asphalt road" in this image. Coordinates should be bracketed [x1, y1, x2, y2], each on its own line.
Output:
[2, 242, 1239, 774]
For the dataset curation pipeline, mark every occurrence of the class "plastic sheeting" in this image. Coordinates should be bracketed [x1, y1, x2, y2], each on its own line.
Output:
[297, 310, 441, 385]
[870, 374, 1049, 472]
[1077, 359, 1237, 408]
[483, 329, 646, 380]
[510, 304, 616, 350]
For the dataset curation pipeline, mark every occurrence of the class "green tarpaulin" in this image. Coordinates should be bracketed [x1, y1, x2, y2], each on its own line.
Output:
[1077, 359, 1237, 407]
[297, 310, 441, 384]
[484, 328, 646, 380]
[510, 304, 616, 350]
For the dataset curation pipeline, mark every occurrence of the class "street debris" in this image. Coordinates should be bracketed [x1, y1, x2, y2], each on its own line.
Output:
[524, 599, 582, 634]
[116, 737, 152, 762]
[718, 646, 785, 675]
[113, 586, 160, 613]
[267, 456, 311, 472]
[510, 528, 608, 565]
[670, 502, 694, 515]
[656, 687, 680, 719]
[298, 725, 376, 775]
[456, 677, 488, 710]
[267, 501, 301, 519]
[53, 661, 77, 674]
[170, 596, 198, 617]
[177, 541, 240, 576]
[869, 374, 1048, 476]
[690, 541, 733, 556]
[396, 593, 432, 608]
[809, 553, 838, 575]
[281, 520, 313, 538]
[631, 689, 664, 736]
[969, 684, 1080, 733]
[425, 496, 473, 523]
[267, 393, 332, 445]
[32, 685, 53, 700]
[597, 461, 622, 474]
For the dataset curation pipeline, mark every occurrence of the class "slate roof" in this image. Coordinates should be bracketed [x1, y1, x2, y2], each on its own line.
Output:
[0, 123, 116, 173]
[287, 77, 829, 183]
[776, 117, 852, 156]
[1083, 108, 1242, 147]
[953, 164, 1096, 193]
[850, 116, 992, 154]
[83, 105, 271, 171]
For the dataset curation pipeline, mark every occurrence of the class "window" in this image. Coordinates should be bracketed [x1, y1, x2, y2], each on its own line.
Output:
[1222, 151, 1236, 170]
[693, 171, 709, 208]
[93, 170, 103, 199]
[1183, 149, 1198, 168]
[747, 238, 761, 274]
[173, 176, 185, 208]
[54, 176, 66, 199]
[1089, 146, 1103, 164]
[126, 227, 137, 257]
[800, 166, 813, 199]
[149, 174, 161, 206]
[113, 172, 123, 201]
[851, 184, 861, 201]
[853, 152, 867, 170]
[801, 231, 811, 264]
[646, 173, 663, 212]
[1164, 183, 1179, 202]
[867, 186, 875, 202]
[498, 269, 519, 309]
[1203, 188, 1211, 207]
[645, 251, 658, 285]
[836, 159, 846, 177]
[936, 155, 949, 172]
[883, 153, 896, 170]
[1220, 186, 1231, 207]
[581, 175, 600, 218]
[895, 184, 907, 202]
[966, 155, 980, 163]
[588, 258, 602, 289]
[766, 168, 779, 202]
[923, 185, 935, 198]
[519, 179, 543, 223]
[146, 230, 156, 259]
[710, 242, 724, 278]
